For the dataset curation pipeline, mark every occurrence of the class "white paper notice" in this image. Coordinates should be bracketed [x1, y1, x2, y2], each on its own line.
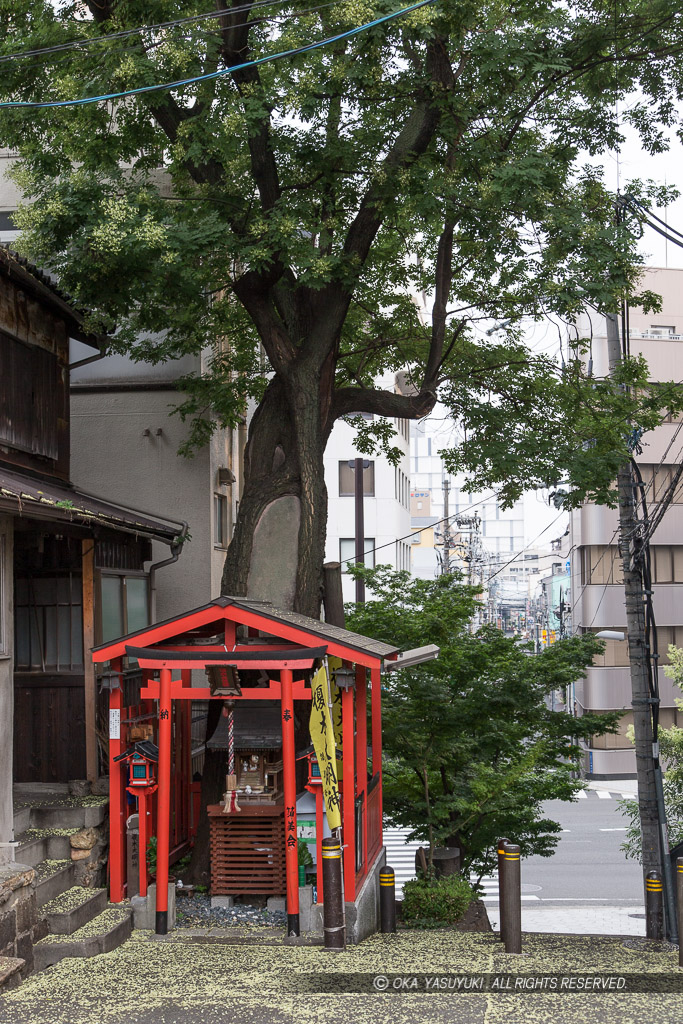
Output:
[109, 708, 120, 740]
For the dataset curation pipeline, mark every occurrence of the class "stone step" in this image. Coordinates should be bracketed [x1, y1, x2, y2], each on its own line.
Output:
[29, 802, 106, 830]
[0, 956, 26, 993]
[34, 860, 76, 908]
[13, 833, 47, 868]
[33, 908, 132, 971]
[42, 887, 108, 936]
[12, 805, 31, 835]
[15, 829, 78, 866]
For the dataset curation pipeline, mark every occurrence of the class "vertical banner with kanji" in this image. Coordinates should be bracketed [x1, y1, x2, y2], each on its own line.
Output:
[309, 664, 342, 829]
[327, 656, 344, 781]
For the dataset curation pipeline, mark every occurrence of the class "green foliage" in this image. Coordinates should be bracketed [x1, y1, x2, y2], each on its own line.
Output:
[146, 836, 157, 872]
[620, 645, 683, 862]
[297, 840, 313, 867]
[402, 873, 476, 927]
[0, 2, 682, 505]
[346, 566, 621, 880]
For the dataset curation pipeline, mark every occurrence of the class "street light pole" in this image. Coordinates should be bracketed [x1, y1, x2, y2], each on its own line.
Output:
[354, 457, 365, 604]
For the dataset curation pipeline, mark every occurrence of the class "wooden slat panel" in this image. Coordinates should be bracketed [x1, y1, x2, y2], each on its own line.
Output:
[209, 808, 286, 895]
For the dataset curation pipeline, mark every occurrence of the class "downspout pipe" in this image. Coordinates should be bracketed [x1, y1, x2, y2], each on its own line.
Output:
[149, 523, 188, 622]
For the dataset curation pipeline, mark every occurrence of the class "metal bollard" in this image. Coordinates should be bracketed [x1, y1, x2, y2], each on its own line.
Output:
[497, 837, 511, 945]
[501, 843, 522, 954]
[646, 870, 664, 941]
[380, 866, 396, 933]
[677, 858, 683, 967]
[321, 837, 345, 950]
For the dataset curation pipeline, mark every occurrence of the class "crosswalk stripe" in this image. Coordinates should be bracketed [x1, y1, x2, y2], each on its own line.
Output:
[596, 790, 611, 799]
[575, 790, 588, 799]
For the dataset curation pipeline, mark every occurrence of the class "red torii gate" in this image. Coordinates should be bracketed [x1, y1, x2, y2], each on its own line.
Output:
[92, 597, 399, 935]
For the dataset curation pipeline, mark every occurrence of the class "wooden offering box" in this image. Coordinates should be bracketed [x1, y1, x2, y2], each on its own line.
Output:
[208, 803, 286, 896]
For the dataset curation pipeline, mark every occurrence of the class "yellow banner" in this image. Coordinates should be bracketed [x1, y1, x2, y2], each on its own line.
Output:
[309, 664, 341, 830]
[328, 656, 344, 781]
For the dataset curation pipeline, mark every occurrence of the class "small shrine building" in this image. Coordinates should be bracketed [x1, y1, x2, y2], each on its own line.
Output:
[92, 596, 432, 939]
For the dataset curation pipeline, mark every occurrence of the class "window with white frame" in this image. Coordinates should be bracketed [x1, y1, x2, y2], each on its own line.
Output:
[340, 538, 375, 572]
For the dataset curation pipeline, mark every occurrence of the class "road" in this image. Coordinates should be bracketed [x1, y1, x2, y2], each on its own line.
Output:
[519, 792, 642, 903]
[385, 788, 648, 933]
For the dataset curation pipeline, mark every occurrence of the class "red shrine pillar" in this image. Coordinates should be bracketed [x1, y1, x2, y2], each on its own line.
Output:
[342, 682, 355, 901]
[108, 657, 126, 903]
[370, 666, 382, 843]
[281, 668, 299, 935]
[155, 668, 173, 934]
[356, 664, 368, 881]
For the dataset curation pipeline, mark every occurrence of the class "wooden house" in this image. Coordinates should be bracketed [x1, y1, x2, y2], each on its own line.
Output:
[0, 248, 186, 863]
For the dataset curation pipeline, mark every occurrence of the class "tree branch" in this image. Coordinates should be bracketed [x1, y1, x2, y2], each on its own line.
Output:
[332, 385, 436, 422]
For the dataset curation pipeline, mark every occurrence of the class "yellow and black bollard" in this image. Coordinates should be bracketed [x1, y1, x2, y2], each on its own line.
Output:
[646, 870, 664, 941]
[380, 866, 396, 933]
[501, 843, 522, 954]
[497, 837, 511, 946]
[322, 837, 345, 950]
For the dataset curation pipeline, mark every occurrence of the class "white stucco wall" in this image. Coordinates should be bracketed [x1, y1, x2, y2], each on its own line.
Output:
[324, 408, 412, 605]
[70, 390, 223, 622]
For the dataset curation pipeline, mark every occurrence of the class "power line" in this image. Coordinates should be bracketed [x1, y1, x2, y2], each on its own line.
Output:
[0, 2, 354, 77]
[485, 511, 566, 584]
[0, 3, 287, 62]
[340, 489, 501, 566]
[0, 0, 436, 110]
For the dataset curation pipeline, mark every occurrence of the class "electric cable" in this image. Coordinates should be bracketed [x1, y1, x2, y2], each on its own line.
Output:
[0, 2, 292, 62]
[0, 1, 357, 77]
[485, 511, 566, 584]
[339, 487, 500, 567]
[0, 0, 437, 110]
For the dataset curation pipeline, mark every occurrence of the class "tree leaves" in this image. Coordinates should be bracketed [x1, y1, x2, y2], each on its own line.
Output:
[346, 566, 621, 878]
[2, 1, 683, 484]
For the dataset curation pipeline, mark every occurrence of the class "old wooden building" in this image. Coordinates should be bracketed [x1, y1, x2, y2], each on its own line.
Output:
[0, 248, 186, 864]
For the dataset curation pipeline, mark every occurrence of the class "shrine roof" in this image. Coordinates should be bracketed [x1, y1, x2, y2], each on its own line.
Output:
[92, 595, 399, 666]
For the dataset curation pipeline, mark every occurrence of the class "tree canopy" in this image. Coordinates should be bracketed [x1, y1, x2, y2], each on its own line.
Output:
[2, 1, 683, 610]
[346, 566, 621, 880]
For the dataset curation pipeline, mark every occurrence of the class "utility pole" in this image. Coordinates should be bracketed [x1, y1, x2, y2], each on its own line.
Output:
[442, 479, 451, 574]
[353, 457, 366, 604]
[606, 312, 668, 938]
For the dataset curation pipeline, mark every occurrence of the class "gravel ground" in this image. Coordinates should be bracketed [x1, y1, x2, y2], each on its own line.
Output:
[2, 929, 683, 1024]
[175, 893, 287, 929]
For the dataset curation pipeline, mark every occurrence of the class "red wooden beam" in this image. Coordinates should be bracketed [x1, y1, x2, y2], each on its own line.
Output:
[139, 682, 310, 700]
[108, 657, 125, 903]
[93, 604, 238, 662]
[148, 644, 301, 654]
[355, 664, 368, 896]
[370, 666, 382, 853]
[155, 668, 173, 934]
[281, 668, 299, 935]
[221, 606, 385, 670]
[134, 655, 319, 670]
[342, 684, 355, 903]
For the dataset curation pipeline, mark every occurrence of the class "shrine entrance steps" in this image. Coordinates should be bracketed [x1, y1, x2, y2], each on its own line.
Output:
[8, 785, 132, 979]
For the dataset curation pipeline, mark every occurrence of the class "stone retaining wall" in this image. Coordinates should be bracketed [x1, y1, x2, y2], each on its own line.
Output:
[0, 864, 46, 980]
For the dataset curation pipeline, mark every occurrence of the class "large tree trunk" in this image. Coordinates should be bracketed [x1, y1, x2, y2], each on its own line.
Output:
[220, 368, 329, 617]
[187, 364, 330, 881]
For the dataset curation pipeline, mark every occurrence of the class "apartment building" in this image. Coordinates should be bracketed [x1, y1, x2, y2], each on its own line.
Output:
[570, 267, 683, 777]
[324, 378, 412, 604]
